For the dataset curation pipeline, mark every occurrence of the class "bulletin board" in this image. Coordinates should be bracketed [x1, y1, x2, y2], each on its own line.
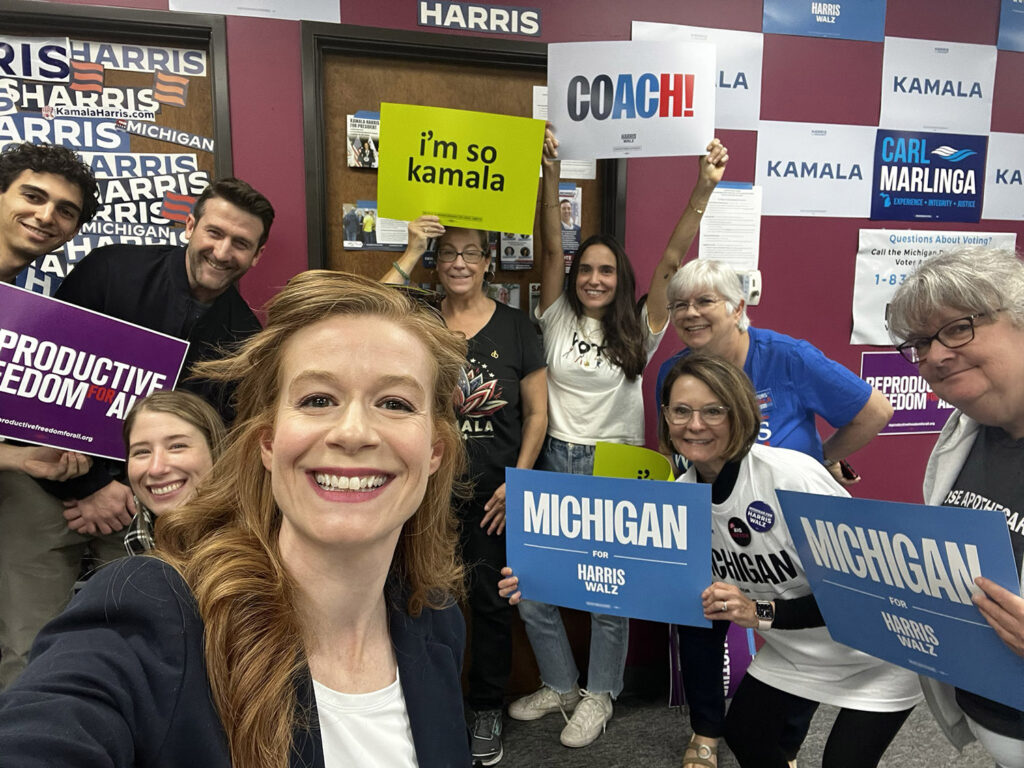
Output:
[1, 0, 231, 296]
[301, 23, 624, 302]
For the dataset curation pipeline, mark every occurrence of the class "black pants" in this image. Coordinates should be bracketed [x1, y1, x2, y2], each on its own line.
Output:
[459, 498, 512, 710]
[724, 674, 914, 768]
[677, 622, 812, 757]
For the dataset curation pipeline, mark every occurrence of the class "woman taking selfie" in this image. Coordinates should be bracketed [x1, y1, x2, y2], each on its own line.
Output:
[0, 272, 472, 767]
[386, 221, 547, 765]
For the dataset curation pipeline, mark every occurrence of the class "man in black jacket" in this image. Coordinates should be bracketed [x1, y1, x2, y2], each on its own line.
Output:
[0, 177, 274, 688]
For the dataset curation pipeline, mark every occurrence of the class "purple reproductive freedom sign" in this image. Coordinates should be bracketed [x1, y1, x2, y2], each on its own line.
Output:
[0, 283, 188, 460]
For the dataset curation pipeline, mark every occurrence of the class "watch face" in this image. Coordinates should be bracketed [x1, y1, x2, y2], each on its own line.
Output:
[755, 602, 774, 621]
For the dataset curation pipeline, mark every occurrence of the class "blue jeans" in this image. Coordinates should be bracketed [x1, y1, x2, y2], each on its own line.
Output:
[517, 437, 629, 698]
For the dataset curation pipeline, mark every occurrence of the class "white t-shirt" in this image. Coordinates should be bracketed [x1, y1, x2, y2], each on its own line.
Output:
[537, 293, 666, 446]
[680, 444, 923, 712]
[313, 673, 419, 767]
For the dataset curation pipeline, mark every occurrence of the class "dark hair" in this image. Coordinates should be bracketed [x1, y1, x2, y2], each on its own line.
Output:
[0, 142, 99, 225]
[193, 177, 275, 248]
[566, 234, 646, 379]
[658, 353, 760, 463]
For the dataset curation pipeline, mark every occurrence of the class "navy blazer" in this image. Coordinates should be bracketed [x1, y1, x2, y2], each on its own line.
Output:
[0, 557, 471, 767]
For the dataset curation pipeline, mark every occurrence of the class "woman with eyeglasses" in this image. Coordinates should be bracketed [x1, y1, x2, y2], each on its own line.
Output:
[660, 354, 920, 767]
[654, 258, 896, 766]
[657, 258, 893, 484]
[501, 128, 728, 751]
[889, 248, 1024, 768]
[385, 223, 548, 766]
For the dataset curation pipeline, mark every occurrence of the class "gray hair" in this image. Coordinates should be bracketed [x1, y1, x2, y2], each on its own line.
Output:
[888, 247, 1024, 341]
[667, 258, 750, 331]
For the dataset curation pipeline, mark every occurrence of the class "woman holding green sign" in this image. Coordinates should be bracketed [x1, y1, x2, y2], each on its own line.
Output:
[385, 223, 548, 766]
[503, 128, 727, 750]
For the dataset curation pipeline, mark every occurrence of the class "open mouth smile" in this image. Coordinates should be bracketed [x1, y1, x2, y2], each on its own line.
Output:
[149, 480, 186, 496]
[313, 472, 390, 492]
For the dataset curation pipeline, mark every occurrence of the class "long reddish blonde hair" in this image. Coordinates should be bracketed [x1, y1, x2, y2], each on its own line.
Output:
[156, 271, 467, 767]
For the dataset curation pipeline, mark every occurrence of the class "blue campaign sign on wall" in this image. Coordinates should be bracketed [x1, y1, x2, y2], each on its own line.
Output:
[780, 490, 1024, 710]
[999, 0, 1024, 52]
[871, 130, 987, 223]
[506, 469, 712, 627]
[763, 0, 887, 42]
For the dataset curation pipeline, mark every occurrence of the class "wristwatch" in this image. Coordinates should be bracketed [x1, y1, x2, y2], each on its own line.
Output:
[755, 600, 774, 631]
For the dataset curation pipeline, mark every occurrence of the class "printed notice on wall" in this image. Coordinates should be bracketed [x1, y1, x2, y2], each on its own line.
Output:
[850, 229, 1016, 345]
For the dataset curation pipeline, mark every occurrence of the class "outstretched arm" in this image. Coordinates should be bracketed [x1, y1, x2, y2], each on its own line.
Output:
[537, 128, 566, 315]
[646, 139, 729, 334]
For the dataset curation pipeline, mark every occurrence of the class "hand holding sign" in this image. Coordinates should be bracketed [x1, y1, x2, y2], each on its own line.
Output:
[973, 576, 1024, 658]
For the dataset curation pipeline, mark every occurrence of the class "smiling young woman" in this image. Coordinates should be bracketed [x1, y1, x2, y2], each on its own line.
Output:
[0, 272, 474, 768]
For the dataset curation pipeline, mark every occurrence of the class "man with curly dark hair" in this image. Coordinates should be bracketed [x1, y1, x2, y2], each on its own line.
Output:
[0, 142, 99, 283]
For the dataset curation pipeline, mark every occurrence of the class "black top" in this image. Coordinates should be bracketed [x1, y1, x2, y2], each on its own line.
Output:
[946, 425, 1024, 739]
[456, 301, 545, 502]
[0, 557, 471, 767]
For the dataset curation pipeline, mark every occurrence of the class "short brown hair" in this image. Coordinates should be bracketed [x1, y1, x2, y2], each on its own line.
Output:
[193, 177, 275, 248]
[658, 353, 760, 463]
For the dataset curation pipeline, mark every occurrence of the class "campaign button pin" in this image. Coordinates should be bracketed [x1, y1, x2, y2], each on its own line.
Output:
[746, 500, 775, 532]
[728, 517, 751, 546]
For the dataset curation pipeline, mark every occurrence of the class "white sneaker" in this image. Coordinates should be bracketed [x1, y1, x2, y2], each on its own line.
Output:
[508, 684, 581, 721]
[559, 689, 612, 748]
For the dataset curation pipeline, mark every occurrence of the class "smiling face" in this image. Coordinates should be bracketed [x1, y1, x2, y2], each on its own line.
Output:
[666, 374, 732, 479]
[127, 410, 215, 516]
[915, 308, 1024, 437]
[260, 314, 444, 561]
[436, 228, 489, 298]
[0, 170, 83, 280]
[670, 287, 743, 355]
[560, 200, 573, 225]
[575, 244, 618, 318]
[184, 197, 265, 303]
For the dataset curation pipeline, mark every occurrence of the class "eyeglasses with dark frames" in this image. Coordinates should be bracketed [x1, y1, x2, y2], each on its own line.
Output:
[895, 310, 1001, 364]
[668, 297, 724, 314]
[662, 403, 731, 426]
[436, 245, 486, 264]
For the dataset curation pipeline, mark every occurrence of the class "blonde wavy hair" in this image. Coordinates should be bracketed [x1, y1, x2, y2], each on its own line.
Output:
[155, 270, 468, 768]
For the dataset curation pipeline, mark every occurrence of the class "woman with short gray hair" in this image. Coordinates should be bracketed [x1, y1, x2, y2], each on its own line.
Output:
[889, 247, 1024, 768]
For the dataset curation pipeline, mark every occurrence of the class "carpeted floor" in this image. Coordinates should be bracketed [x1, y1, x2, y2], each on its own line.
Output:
[495, 696, 995, 767]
